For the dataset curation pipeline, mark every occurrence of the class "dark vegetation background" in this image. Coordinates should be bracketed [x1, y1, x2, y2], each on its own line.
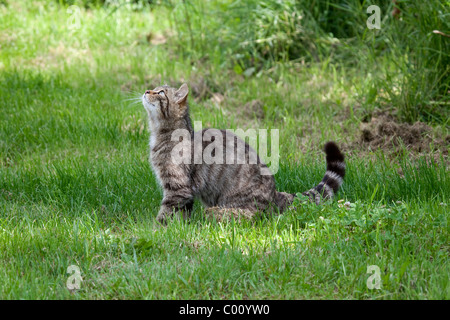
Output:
[56, 0, 449, 123]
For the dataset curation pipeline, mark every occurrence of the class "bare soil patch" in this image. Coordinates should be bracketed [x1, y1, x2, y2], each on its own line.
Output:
[358, 114, 449, 161]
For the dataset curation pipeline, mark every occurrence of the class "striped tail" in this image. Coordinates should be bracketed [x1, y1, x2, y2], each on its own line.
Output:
[302, 142, 345, 204]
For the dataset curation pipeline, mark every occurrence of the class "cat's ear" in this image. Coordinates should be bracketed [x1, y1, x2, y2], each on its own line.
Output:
[174, 83, 189, 106]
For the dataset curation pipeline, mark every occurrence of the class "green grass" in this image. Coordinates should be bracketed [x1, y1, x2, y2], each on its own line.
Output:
[0, 0, 448, 299]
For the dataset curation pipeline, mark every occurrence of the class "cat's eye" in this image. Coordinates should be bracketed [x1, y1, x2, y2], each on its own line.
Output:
[158, 90, 165, 96]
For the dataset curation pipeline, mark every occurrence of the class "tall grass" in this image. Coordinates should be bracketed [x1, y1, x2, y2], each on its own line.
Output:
[49, 0, 449, 123]
[144, 0, 449, 123]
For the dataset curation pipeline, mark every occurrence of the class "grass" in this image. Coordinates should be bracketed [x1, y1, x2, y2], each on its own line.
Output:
[0, 0, 448, 299]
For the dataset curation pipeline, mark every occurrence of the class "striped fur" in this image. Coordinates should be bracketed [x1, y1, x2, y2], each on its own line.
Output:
[302, 142, 346, 204]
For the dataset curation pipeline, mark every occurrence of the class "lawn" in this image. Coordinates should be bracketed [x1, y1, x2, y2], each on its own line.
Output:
[0, 0, 448, 299]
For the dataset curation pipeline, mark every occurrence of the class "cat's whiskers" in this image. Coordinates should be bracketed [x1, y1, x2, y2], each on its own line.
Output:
[121, 91, 146, 108]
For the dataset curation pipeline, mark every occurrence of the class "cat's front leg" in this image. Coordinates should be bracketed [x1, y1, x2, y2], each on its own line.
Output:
[156, 205, 176, 224]
[156, 190, 194, 224]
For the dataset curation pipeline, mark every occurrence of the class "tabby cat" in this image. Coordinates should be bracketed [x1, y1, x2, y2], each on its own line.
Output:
[142, 83, 345, 224]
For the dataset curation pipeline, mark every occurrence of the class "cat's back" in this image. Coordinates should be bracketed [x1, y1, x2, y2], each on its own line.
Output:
[192, 129, 276, 208]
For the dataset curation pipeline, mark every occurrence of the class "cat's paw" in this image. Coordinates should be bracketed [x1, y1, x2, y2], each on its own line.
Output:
[156, 208, 185, 225]
[156, 212, 169, 225]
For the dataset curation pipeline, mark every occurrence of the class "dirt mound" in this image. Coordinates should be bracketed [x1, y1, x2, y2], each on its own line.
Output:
[189, 76, 224, 102]
[189, 76, 211, 101]
[359, 115, 449, 158]
[242, 99, 265, 120]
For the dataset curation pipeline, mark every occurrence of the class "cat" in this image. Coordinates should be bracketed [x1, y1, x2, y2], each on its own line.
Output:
[142, 83, 345, 224]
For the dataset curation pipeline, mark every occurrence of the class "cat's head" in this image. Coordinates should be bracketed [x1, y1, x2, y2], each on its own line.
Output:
[142, 83, 189, 124]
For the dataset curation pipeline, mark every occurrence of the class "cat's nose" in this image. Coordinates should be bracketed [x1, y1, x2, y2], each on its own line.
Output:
[145, 90, 151, 95]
